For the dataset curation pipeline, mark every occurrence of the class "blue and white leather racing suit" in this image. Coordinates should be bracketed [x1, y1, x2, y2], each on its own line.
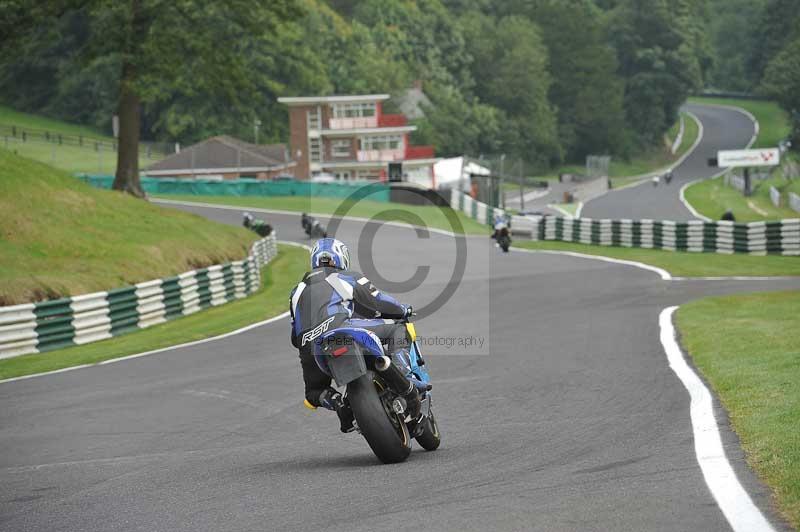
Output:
[289, 267, 410, 407]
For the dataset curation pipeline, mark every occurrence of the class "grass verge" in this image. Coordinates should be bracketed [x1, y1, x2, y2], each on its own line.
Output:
[153, 194, 492, 235]
[0, 149, 257, 305]
[548, 203, 579, 217]
[676, 290, 800, 527]
[688, 97, 790, 149]
[513, 240, 800, 277]
[535, 112, 701, 184]
[684, 174, 800, 222]
[0, 243, 307, 380]
[0, 105, 108, 138]
[0, 105, 161, 173]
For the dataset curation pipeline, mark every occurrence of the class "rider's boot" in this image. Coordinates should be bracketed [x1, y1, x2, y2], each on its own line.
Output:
[402, 384, 421, 419]
[319, 388, 356, 433]
[388, 349, 421, 417]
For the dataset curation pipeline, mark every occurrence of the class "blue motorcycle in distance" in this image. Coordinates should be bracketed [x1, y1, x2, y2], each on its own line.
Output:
[313, 318, 440, 463]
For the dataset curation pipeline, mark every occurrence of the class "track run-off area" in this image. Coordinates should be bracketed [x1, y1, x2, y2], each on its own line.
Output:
[2, 104, 798, 532]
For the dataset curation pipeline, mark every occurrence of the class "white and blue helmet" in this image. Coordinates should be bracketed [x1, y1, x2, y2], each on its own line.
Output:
[310, 238, 350, 270]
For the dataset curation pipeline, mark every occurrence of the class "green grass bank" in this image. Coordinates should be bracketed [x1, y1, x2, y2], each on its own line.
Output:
[676, 291, 800, 527]
[0, 149, 257, 305]
[684, 174, 800, 222]
[0, 243, 308, 380]
[0, 105, 163, 173]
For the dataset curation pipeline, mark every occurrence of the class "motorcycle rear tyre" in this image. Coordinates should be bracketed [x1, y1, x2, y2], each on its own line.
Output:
[348, 371, 412, 464]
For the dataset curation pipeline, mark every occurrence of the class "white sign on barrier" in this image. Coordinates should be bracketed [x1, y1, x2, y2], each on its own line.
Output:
[718, 148, 780, 167]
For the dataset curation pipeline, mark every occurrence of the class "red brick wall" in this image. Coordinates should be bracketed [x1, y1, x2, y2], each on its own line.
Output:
[321, 104, 331, 129]
[288, 105, 311, 179]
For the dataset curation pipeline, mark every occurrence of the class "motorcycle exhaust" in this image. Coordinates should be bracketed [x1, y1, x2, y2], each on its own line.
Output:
[374, 355, 414, 396]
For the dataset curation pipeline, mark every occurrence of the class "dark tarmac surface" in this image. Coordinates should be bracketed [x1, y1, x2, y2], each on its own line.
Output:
[2, 196, 796, 531]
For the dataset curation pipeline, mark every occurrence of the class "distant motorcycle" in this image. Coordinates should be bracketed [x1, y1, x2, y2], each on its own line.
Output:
[301, 213, 327, 239]
[664, 170, 673, 185]
[242, 212, 272, 237]
[652, 175, 660, 187]
[496, 226, 511, 253]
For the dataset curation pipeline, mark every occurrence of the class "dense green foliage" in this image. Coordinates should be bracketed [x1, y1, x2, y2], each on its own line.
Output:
[9, 0, 783, 171]
[705, 0, 800, 148]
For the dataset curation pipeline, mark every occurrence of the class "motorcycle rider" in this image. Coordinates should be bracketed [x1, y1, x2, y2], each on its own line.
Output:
[491, 212, 510, 240]
[242, 212, 272, 237]
[289, 237, 420, 432]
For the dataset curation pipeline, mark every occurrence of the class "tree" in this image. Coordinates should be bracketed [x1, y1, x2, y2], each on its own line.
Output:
[461, 13, 560, 165]
[524, 0, 628, 159]
[760, 35, 800, 149]
[416, 83, 501, 157]
[610, 0, 704, 147]
[747, 0, 800, 90]
[706, 0, 765, 91]
[1, 0, 303, 197]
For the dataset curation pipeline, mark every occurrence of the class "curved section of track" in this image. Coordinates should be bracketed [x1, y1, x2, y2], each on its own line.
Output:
[1, 202, 797, 532]
[581, 103, 756, 221]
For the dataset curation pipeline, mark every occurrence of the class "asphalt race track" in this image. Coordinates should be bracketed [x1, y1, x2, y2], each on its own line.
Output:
[581, 103, 756, 221]
[3, 195, 800, 532]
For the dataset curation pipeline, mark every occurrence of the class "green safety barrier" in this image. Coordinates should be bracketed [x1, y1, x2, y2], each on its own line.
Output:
[77, 175, 391, 202]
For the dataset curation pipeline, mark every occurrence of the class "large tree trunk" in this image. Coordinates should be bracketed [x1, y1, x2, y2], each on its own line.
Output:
[112, 61, 144, 198]
[112, 0, 144, 198]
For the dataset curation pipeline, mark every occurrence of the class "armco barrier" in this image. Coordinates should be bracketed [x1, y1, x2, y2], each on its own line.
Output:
[791, 192, 800, 214]
[77, 175, 391, 202]
[770, 186, 781, 208]
[450, 189, 800, 256]
[510, 215, 800, 256]
[0, 234, 278, 359]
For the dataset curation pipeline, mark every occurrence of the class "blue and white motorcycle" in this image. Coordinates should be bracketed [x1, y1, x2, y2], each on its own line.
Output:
[313, 318, 440, 463]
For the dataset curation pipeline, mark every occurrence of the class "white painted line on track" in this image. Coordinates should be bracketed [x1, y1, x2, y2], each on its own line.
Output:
[547, 203, 576, 219]
[672, 276, 799, 281]
[151, 198, 479, 238]
[277, 240, 312, 251]
[659, 307, 776, 532]
[511, 247, 672, 280]
[679, 180, 712, 222]
[0, 310, 290, 385]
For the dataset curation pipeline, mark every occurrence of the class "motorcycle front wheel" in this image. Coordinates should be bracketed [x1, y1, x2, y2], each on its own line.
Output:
[348, 371, 412, 464]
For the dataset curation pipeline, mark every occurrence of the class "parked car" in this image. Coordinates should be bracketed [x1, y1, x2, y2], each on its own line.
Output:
[311, 173, 337, 183]
[272, 174, 295, 181]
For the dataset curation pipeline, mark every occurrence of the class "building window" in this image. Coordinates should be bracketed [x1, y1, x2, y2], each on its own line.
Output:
[334, 171, 352, 181]
[307, 107, 321, 130]
[331, 139, 351, 158]
[357, 170, 381, 180]
[332, 102, 376, 119]
[309, 137, 322, 163]
[360, 135, 403, 151]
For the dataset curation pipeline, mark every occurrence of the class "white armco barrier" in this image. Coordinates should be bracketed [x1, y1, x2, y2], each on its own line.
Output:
[0, 233, 279, 360]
